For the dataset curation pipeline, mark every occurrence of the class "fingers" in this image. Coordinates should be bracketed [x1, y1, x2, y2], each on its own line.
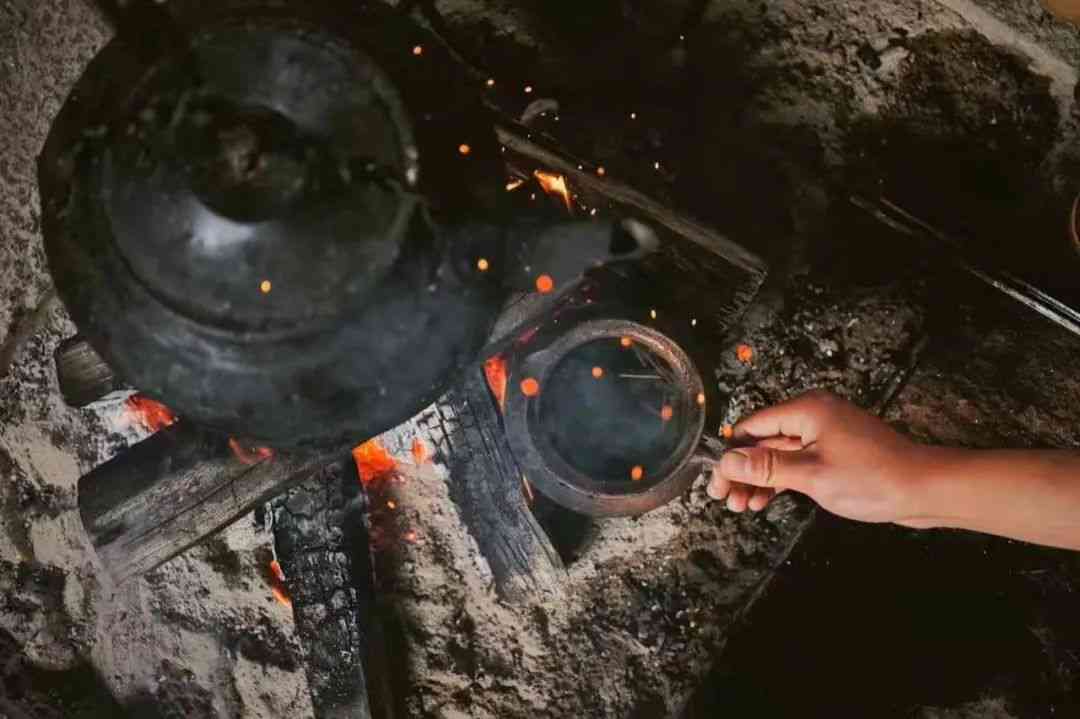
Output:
[726, 483, 751, 512]
[756, 436, 804, 451]
[747, 486, 775, 512]
[717, 445, 817, 493]
[732, 389, 838, 444]
[706, 470, 731, 501]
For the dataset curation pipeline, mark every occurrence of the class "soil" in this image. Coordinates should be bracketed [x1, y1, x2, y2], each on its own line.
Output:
[2, 0, 1080, 718]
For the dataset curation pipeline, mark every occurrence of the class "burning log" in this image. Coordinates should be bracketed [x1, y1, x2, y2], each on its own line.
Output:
[79, 421, 331, 583]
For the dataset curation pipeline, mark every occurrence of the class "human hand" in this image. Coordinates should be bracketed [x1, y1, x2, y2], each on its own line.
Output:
[707, 390, 932, 524]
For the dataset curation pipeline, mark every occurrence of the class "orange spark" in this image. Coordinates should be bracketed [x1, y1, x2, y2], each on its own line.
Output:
[736, 344, 754, 364]
[696, 392, 706, 407]
[620, 337, 633, 348]
[411, 437, 430, 465]
[458, 143, 471, 156]
[722, 424, 734, 439]
[486, 78, 495, 87]
[521, 475, 535, 504]
[352, 439, 397, 486]
[505, 178, 525, 191]
[228, 438, 275, 465]
[533, 170, 573, 212]
[124, 395, 177, 432]
[524, 85, 533, 94]
[520, 377, 540, 397]
[631, 465, 644, 481]
[592, 366, 604, 379]
[477, 257, 490, 271]
[596, 166, 606, 177]
[483, 355, 509, 411]
[535, 274, 555, 294]
[260, 280, 272, 294]
[412, 45, 423, 56]
[661, 405, 674, 422]
[404, 531, 418, 543]
[387, 500, 397, 510]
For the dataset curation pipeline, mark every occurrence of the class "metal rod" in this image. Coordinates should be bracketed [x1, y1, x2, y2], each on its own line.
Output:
[850, 195, 1080, 339]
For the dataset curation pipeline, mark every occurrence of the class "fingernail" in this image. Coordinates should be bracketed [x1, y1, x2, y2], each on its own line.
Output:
[706, 477, 724, 500]
[720, 450, 750, 479]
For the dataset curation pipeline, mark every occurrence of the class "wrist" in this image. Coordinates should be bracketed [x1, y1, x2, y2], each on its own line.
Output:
[893, 445, 973, 529]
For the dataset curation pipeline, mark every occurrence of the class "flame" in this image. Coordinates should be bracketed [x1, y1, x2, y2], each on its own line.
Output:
[696, 392, 706, 407]
[477, 257, 490, 271]
[352, 439, 397, 486]
[228, 438, 274, 465]
[458, 143, 471, 156]
[722, 424, 734, 439]
[592, 366, 604, 379]
[387, 500, 397, 510]
[630, 466, 644, 481]
[412, 45, 423, 56]
[620, 337, 633, 348]
[736, 344, 754, 363]
[269, 559, 286, 583]
[661, 405, 674, 422]
[124, 395, 177, 432]
[411, 437, 430, 465]
[533, 170, 573, 212]
[506, 179, 525, 192]
[520, 377, 540, 397]
[483, 355, 509, 411]
[260, 280, 272, 294]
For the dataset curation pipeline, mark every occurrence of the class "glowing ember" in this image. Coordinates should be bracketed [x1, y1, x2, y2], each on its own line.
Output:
[535, 274, 555, 294]
[412, 45, 423, 56]
[477, 257, 490, 272]
[271, 587, 292, 607]
[228, 438, 274, 466]
[486, 78, 495, 87]
[387, 500, 397, 510]
[458, 143, 471, 156]
[620, 337, 633, 348]
[404, 531, 418, 543]
[722, 424, 734, 439]
[533, 170, 573, 212]
[352, 440, 396, 486]
[524, 85, 533, 94]
[483, 355, 509, 411]
[411, 437, 430, 465]
[596, 166, 606, 177]
[260, 280, 272, 294]
[124, 395, 177, 432]
[697, 392, 707, 406]
[521, 475, 535, 504]
[591, 366, 604, 379]
[631, 465, 644, 481]
[520, 377, 540, 397]
[630, 112, 637, 120]
[661, 405, 674, 422]
[650, 309, 657, 320]
[736, 344, 754, 363]
[268, 560, 291, 607]
[505, 179, 525, 191]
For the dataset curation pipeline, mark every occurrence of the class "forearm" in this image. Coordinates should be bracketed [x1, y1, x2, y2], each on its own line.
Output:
[906, 447, 1080, 550]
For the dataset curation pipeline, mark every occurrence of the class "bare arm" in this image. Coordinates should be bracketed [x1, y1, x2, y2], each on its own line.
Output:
[708, 391, 1080, 551]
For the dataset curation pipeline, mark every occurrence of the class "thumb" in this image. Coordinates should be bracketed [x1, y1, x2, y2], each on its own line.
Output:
[717, 446, 818, 493]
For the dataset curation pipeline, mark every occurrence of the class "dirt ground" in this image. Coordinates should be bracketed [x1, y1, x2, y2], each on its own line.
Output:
[1, 0, 1079, 718]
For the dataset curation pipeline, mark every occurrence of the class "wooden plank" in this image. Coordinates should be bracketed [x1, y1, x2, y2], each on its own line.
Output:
[79, 421, 330, 583]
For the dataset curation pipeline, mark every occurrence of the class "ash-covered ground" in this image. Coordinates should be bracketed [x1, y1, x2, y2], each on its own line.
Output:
[2, 0, 1080, 717]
